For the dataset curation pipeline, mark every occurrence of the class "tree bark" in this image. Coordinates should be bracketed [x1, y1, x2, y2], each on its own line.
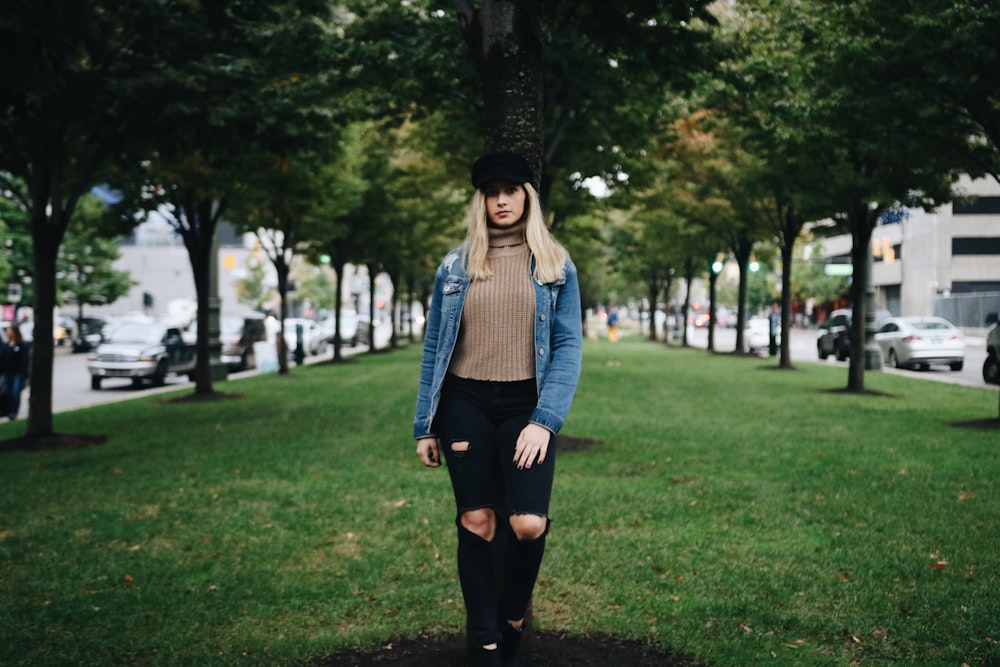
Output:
[847, 203, 877, 392]
[456, 0, 543, 178]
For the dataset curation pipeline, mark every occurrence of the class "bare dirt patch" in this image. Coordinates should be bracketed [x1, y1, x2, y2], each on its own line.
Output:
[303, 631, 709, 666]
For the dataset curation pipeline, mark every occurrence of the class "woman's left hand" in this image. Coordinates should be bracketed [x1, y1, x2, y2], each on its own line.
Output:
[514, 423, 552, 469]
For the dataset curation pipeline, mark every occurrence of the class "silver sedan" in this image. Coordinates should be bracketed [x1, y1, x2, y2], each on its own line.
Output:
[874, 316, 965, 371]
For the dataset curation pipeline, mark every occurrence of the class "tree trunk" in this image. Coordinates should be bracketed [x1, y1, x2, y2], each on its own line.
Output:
[682, 258, 694, 347]
[847, 204, 877, 392]
[276, 261, 291, 375]
[331, 259, 346, 362]
[778, 207, 800, 369]
[647, 268, 660, 342]
[25, 208, 62, 438]
[707, 263, 718, 353]
[457, 0, 543, 175]
[180, 199, 220, 396]
[733, 241, 752, 354]
[366, 263, 379, 353]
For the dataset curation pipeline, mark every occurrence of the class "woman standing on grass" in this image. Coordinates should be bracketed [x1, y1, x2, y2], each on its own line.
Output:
[0, 323, 29, 420]
[413, 152, 583, 667]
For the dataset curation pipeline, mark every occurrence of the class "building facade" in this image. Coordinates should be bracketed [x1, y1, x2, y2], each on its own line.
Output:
[819, 176, 1000, 327]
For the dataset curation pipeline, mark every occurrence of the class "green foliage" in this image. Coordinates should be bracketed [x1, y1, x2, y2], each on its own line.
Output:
[0, 343, 997, 666]
[235, 253, 273, 313]
[0, 186, 30, 301]
[60, 195, 137, 316]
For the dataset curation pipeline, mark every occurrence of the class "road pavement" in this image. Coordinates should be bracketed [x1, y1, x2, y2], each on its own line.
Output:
[38, 322, 394, 416]
[28, 322, 997, 418]
[684, 325, 991, 390]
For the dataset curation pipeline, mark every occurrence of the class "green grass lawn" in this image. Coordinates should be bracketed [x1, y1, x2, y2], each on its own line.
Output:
[1, 338, 998, 666]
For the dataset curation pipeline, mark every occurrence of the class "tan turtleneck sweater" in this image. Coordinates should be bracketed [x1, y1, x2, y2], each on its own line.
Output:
[449, 223, 536, 382]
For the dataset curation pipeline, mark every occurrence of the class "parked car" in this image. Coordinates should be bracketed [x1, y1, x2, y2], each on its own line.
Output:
[983, 312, 999, 384]
[744, 316, 779, 353]
[221, 314, 267, 370]
[873, 316, 965, 371]
[320, 309, 359, 347]
[14, 319, 68, 346]
[87, 322, 196, 389]
[72, 317, 107, 353]
[268, 317, 326, 357]
[816, 309, 852, 361]
[817, 308, 892, 361]
[188, 313, 267, 371]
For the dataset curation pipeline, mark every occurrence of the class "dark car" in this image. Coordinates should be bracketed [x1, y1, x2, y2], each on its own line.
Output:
[188, 313, 267, 371]
[817, 308, 891, 361]
[72, 317, 107, 353]
[984, 312, 999, 385]
[225, 314, 267, 370]
[817, 309, 852, 361]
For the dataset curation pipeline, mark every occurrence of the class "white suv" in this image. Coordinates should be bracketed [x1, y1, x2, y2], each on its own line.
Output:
[984, 313, 999, 385]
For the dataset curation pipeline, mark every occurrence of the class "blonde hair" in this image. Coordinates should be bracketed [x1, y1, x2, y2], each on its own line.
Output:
[462, 183, 567, 283]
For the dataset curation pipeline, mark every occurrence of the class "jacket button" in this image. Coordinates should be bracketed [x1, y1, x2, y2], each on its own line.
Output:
[540, 314, 546, 321]
[538, 348, 545, 356]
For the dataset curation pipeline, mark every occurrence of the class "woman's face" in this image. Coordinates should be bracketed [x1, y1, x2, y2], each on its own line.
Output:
[482, 180, 527, 227]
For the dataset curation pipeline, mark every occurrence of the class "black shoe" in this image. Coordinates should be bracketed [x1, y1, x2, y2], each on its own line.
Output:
[472, 645, 502, 667]
[499, 622, 524, 667]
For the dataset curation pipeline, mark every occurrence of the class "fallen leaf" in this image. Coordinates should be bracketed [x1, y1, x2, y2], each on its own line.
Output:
[958, 491, 974, 501]
[929, 561, 947, 570]
[739, 623, 752, 633]
[851, 635, 862, 644]
[393, 499, 407, 508]
[872, 626, 887, 639]
[123, 574, 134, 583]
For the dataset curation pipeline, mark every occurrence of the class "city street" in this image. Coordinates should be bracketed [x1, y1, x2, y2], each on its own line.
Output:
[20, 321, 995, 419]
[38, 321, 395, 416]
[684, 324, 991, 390]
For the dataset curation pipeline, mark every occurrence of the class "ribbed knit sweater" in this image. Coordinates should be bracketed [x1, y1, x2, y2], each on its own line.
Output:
[448, 222, 536, 382]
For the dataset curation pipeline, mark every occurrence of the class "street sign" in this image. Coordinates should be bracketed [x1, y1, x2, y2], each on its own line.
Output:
[824, 264, 853, 276]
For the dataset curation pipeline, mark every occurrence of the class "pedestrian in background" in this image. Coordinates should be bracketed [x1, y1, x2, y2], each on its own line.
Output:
[606, 307, 620, 343]
[1, 324, 30, 420]
[413, 152, 583, 667]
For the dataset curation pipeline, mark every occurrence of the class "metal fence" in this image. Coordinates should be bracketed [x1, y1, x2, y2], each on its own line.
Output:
[934, 292, 1000, 328]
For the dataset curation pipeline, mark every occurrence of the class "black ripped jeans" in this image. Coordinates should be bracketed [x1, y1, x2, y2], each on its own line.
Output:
[437, 374, 555, 647]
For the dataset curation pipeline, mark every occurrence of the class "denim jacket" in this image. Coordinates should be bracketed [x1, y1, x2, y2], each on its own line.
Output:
[413, 246, 583, 440]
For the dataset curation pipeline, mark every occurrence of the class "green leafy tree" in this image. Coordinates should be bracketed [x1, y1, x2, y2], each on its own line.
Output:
[0, 2, 174, 437]
[119, 0, 339, 387]
[0, 183, 32, 309]
[59, 195, 136, 319]
[798, 0, 971, 391]
[235, 252, 272, 313]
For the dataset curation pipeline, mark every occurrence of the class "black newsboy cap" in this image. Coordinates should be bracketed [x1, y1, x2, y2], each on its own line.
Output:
[470, 152, 535, 189]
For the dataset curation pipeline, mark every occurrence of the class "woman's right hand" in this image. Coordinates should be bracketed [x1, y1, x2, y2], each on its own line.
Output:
[416, 437, 441, 468]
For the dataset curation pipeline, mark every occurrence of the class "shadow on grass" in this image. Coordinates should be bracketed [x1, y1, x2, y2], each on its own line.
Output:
[0, 432, 108, 452]
[303, 631, 710, 667]
[951, 418, 1000, 430]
